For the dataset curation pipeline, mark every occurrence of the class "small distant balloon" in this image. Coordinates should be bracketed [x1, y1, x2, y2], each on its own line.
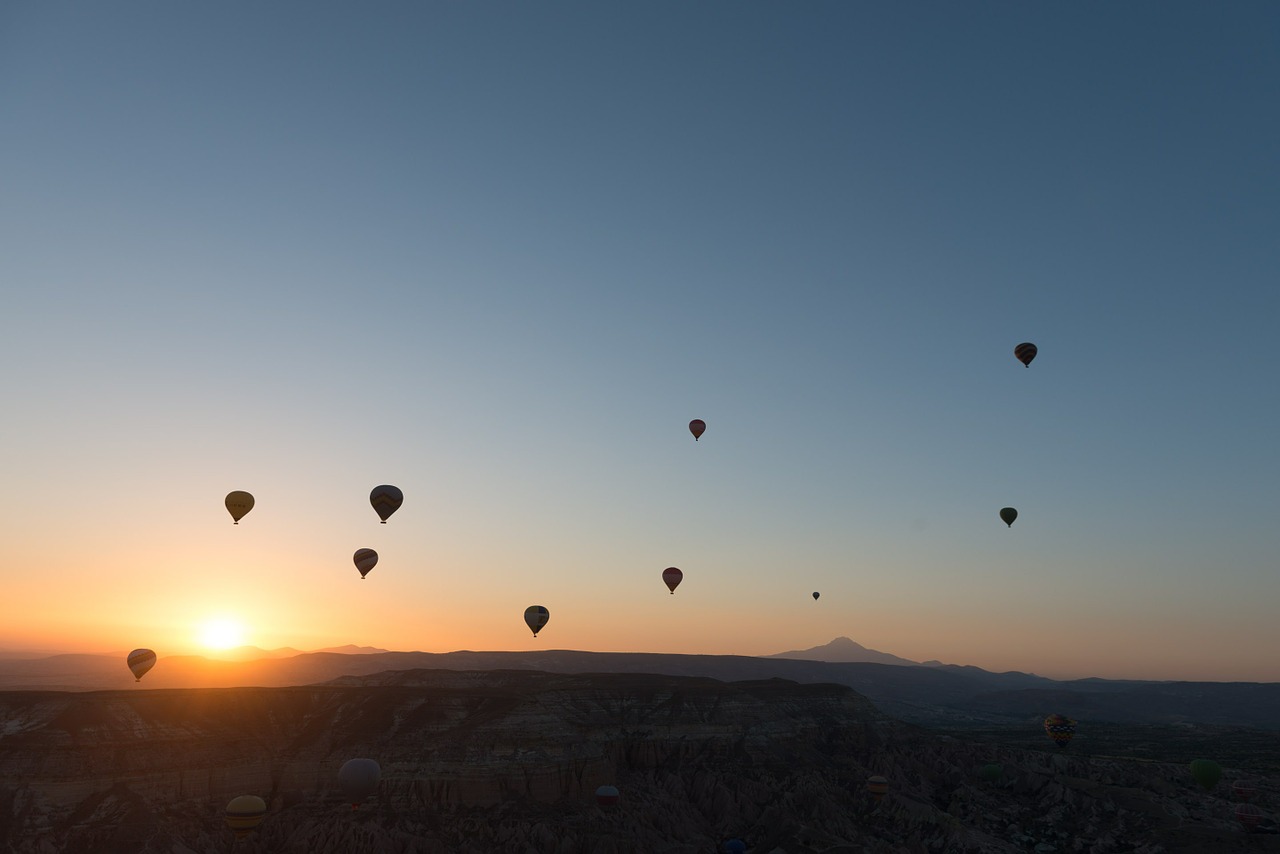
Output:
[1000, 507, 1018, 528]
[225, 491, 254, 524]
[1236, 803, 1263, 831]
[1233, 780, 1257, 802]
[866, 774, 889, 802]
[689, 419, 706, 441]
[369, 485, 403, 523]
[812, 591, 820, 601]
[595, 785, 620, 807]
[225, 795, 267, 839]
[662, 567, 683, 594]
[1189, 759, 1222, 792]
[1043, 713, 1076, 748]
[353, 548, 378, 579]
[524, 605, 550, 637]
[339, 758, 381, 809]
[127, 648, 156, 682]
[1014, 342, 1037, 367]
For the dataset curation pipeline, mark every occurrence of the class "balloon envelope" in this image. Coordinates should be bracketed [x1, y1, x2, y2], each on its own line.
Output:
[524, 605, 550, 637]
[812, 591, 820, 601]
[978, 764, 1003, 783]
[353, 548, 378, 579]
[662, 567, 683, 594]
[1236, 803, 1263, 831]
[1014, 342, 1037, 367]
[225, 491, 254, 524]
[127, 649, 156, 682]
[689, 419, 706, 440]
[999, 507, 1018, 527]
[595, 785, 620, 807]
[225, 795, 266, 839]
[1189, 759, 1222, 792]
[339, 758, 381, 808]
[867, 774, 889, 801]
[369, 485, 403, 523]
[1233, 781, 1257, 802]
[1043, 713, 1076, 747]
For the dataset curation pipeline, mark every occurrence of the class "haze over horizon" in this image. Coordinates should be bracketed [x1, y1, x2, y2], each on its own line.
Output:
[3, 3, 1277, 684]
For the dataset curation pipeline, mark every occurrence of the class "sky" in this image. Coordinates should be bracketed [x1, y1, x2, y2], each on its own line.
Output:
[2, 2, 1277, 682]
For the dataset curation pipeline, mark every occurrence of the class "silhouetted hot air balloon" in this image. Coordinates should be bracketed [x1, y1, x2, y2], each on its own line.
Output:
[1000, 507, 1018, 528]
[339, 758, 380, 809]
[1043, 713, 1075, 748]
[595, 785, 620, 807]
[225, 795, 267, 839]
[689, 419, 706, 441]
[812, 591, 820, 601]
[723, 840, 746, 854]
[1014, 342, 1037, 367]
[127, 648, 156, 682]
[524, 605, 549, 637]
[225, 491, 254, 524]
[369, 485, 403, 523]
[1190, 759, 1222, 792]
[867, 774, 889, 802]
[353, 548, 378, 579]
[1236, 803, 1263, 831]
[662, 567, 683, 594]
[978, 764, 1003, 783]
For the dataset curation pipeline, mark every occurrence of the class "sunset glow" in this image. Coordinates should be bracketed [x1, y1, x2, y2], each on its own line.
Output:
[198, 619, 246, 652]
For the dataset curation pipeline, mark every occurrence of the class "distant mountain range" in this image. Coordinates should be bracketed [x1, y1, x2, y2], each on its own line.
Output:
[1, 637, 1277, 730]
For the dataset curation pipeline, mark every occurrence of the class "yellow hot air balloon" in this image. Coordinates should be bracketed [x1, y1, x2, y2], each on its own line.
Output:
[225, 795, 266, 839]
[127, 648, 156, 682]
[225, 491, 254, 524]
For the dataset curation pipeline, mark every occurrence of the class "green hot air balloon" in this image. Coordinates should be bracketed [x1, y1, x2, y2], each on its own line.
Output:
[1189, 759, 1222, 792]
[978, 764, 1003, 783]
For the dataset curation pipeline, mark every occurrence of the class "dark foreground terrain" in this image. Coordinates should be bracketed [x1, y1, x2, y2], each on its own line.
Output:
[0, 669, 1275, 853]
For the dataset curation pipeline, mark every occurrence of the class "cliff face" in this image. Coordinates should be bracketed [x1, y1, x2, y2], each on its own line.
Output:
[0, 670, 1274, 854]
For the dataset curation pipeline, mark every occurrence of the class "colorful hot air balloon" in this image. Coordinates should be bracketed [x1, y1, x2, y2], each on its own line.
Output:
[595, 785, 620, 807]
[353, 548, 378, 579]
[978, 764, 1003, 783]
[524, 605, 550, 637]
[1236, 803, 1263, 831]
[689, 419, 706, 441]
[225, 491, 254, 524]
[127, 648, 156, 682]
[1233, 780, 1257, 802]
[339, 758, 381, 809]
[225, 795, 267, 839]
[1000, 507, 1018, 528]
[369, 485, 403, 523]
[866, 774, 889, 802]
[1014, 342, 1037, 367]
[812, 591, 820, 601]
[662, 567, 683, 594]
[1189, 759, 1222, 792]
[1043, 713, 1076, 748]
[723, 840, 746, 854]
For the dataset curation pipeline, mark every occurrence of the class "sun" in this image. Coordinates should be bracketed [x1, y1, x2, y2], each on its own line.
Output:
[198, 618, 246, 651]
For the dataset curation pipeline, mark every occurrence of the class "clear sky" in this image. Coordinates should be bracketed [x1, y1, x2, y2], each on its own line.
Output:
[2, 2, 1277, 681]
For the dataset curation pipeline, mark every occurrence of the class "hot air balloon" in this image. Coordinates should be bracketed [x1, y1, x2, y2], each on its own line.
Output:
[1014, 342, 1037, 367]
[353, 548, 378, 579]
[127, 648, 156, 682]
[595, 785, 620, 807]
[978, 763, 1003, 783]
[1190, 759, 1222, 792]
[689, 419, 706, 441]
[225, 795, 267, 839]
[524, 605, 549, 637]
[225, 491, 254, 524]
[723, 840, 746, 854]
[867, 774, 889, 802]
[1233, 780, 1257, 802]
[369, 485, 403, 523]
[662, 567, 683, 594]
[339, 758, 380, 809]
[812, 591, 820, 601]
[1236, 803, 1263, 831]
[1043, 713, 1075, 748]
[1000, 507, 1017, 528]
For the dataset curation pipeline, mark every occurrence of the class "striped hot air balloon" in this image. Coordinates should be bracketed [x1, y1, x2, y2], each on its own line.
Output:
[524, 605, 549, 637]
[866, 775, 889, 802]
[225, 795, 267, 839]
[369, 485, 403, 523]
[127, 648, 156, 682]
[1233, 780, 1257, 802]
[1014, 342, 1038, 367]
[353, 548, 378, 579]
[1236, 803, 1263, 831]
[1043, 713, 1076, 747]
[689, 419, 706, 441]
[662, 567, 683, 594]
[225, 491, 254, 524]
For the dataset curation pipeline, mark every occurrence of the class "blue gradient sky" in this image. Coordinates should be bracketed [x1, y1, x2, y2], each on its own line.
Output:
[2, 2, 1277, 680]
